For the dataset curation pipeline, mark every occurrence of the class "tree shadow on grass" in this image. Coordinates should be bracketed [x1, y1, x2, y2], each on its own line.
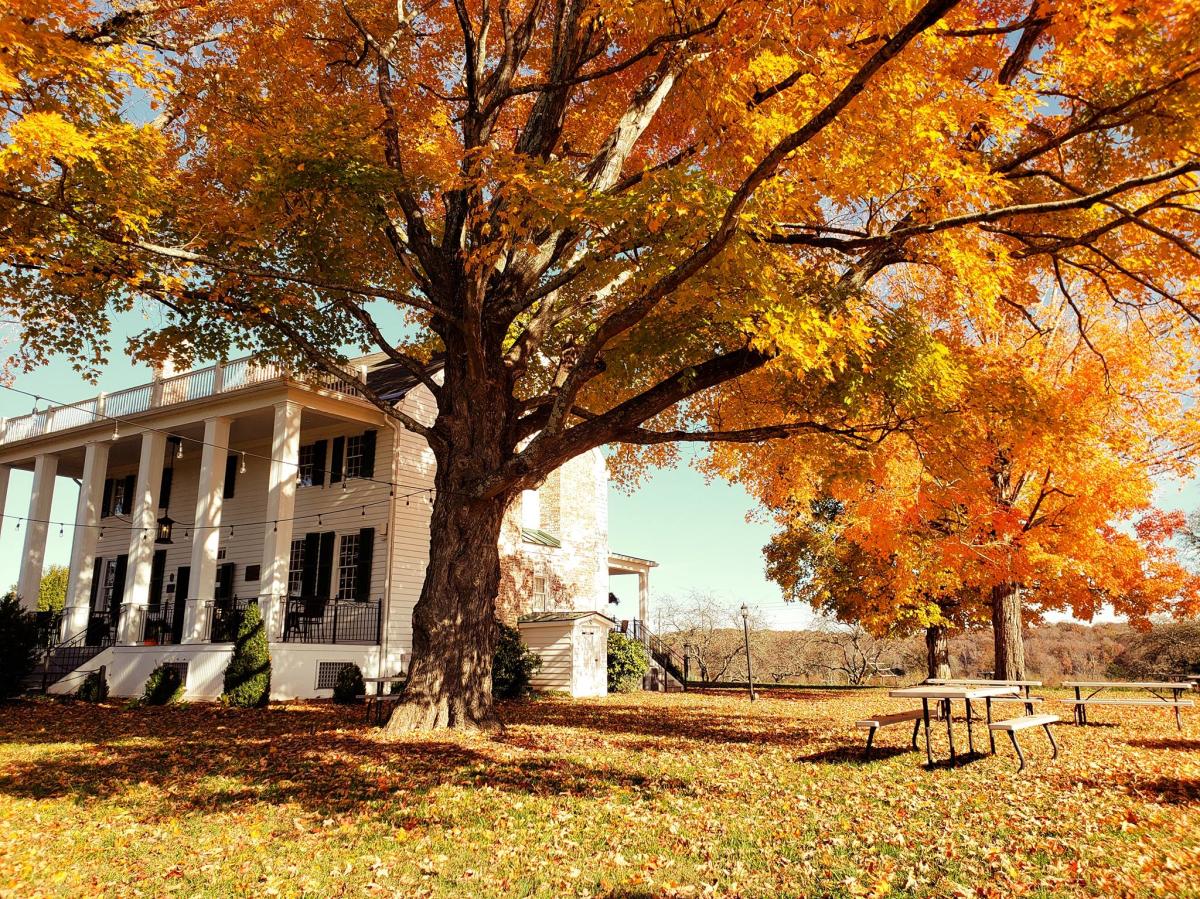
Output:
[1124, 737, 1200, 752]
[508, 699, 823, 747]
[1131, 777, 1200, 805]
[0, 700, 695, 818]
[796, 745, 915, 765]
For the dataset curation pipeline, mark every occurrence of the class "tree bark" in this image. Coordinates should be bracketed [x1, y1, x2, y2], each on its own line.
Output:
[990, 583, 1026, 680]
[383, 342, 519, 733]
[925, 624, 951, 680]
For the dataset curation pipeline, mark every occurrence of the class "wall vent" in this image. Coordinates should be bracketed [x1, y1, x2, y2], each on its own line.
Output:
[316, 660, 354, 691]
[162, 661, 189, 687]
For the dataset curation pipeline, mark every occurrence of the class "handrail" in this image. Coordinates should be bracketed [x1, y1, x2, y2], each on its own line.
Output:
[0, 355, 364, 445]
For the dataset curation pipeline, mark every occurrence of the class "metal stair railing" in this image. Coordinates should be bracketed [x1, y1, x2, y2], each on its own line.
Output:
[622, 619, 686, 686]
[30, 624, 114, 693]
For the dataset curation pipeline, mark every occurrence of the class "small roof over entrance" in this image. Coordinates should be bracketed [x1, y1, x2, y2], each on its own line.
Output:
[518, 610, 615, 625]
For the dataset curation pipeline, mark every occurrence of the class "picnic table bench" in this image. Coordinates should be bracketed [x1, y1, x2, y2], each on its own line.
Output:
[1058, 681, 1194, 730]
[359, 675, 407, 725]
[989, 714, 1059, 772]
[854, 709, 924, 757]
[888, 685, 1030, 767]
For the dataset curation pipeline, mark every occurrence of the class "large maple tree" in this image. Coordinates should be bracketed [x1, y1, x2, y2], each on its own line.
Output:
[3, 0, 1200, 727]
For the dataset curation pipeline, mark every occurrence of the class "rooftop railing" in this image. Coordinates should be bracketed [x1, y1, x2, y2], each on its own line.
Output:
[0, 357, 363, 446]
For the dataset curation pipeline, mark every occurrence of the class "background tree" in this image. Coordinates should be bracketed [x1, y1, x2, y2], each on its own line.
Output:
[658, 591, 767, 683]
[37, 565, 69, 613]
[719, 321, 1200, 679]
[5, 0, 1200, 727]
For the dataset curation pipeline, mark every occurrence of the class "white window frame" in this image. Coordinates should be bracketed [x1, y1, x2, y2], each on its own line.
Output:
[336, 533, 361, 599]
[287, 539, 305, 596]
[532, 575, 548, 612]
[344, 434, 364, 480]
[297, 444, 316, 487]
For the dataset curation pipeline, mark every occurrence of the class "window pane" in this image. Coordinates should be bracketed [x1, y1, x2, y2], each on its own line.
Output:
[287, 539, 305, 596]
[297, 444, 315, 487]
[344, 435, 363, 479]
[337, 534, 360, 599]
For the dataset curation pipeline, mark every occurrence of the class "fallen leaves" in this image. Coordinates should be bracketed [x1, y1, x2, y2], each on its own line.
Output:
[0, 691, 1197, 897]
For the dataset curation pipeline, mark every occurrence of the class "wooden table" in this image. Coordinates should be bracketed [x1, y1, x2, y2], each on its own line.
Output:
[1061, 681, 1193, 729]
[890, 685, 1021, 766]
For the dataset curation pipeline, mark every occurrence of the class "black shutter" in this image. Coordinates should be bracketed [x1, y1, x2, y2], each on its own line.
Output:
[121, 475, 136, 514]
[159, 467, 173, 510]
[149, 550, 167, 607]
[355, 527, 375, 600]
[111, 555, 129, 623]
[330, 436, 345, 483]
[89, 558, 103, 609]
[301, 532, 320, 597]
[101, 479, 113, 519]
[312, 440, 328, 487]
[316, 531, 336, 599]
[223, 454, 238, 498]
[360, 430, 377, 479]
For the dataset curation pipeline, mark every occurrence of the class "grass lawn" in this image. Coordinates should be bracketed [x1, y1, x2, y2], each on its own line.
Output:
[1, 689, 1198, 898]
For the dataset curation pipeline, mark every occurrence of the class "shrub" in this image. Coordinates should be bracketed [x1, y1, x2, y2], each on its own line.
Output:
[142, 664, 184, 705]
[221, 603, 271, 707]
[607, 630, 650, 693]
[333, 663, 365, 704]
[76, 669, 109, 703]
[0, 592, 40, 701]
[493, 622, 541, 700]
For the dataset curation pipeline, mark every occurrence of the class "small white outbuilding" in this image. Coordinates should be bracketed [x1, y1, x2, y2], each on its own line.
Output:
[518, 611, 613, 698]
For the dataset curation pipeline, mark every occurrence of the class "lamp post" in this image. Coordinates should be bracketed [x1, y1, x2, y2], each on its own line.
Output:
[740, 604, 756, 701]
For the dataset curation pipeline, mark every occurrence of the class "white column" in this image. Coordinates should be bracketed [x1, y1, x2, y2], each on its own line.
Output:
[62, 442, 110, 640]
[0, 464, 10, 541]
[638, 571, 649, 626]
[259, 401, 301, 640]
[117, 431, 166, 644]
[17, 453, 58, 610]
[183, 417, 231, 643]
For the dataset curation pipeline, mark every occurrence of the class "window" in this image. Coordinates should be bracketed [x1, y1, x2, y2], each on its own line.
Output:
[99, 559, 119, 613]
[344, 434, 364, 480]
[297, 444, 316, 487]
[111, 478, 130, 516]
[533, 576, 548, 612]
[287, 539, 305, 596]
[336, 533, 361, 599]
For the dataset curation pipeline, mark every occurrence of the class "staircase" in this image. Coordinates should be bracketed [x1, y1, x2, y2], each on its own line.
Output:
[621, 620, 685, 692]
[23, 628, 113, 694]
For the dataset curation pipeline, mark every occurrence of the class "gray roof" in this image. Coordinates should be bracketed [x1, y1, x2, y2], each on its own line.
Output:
[521, 527, 562, 548]
[518, 611, 615, 624]
[365, 354, 445, 403]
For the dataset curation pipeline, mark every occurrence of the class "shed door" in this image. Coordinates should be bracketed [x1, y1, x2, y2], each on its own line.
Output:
[574, 626, 605, 697]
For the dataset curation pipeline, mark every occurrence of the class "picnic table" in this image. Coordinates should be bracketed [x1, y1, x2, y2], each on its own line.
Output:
[927, 678, 1043, 714]
[1059, 681, 1194, 730]
[890, 684, 1019, 766]
[361, 675, 407, 724]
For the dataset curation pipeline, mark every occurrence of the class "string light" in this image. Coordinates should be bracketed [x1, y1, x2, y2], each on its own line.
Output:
[176, 439, 184, 460]
[239, 452, 247, 474]
[0, 383, 454, 501]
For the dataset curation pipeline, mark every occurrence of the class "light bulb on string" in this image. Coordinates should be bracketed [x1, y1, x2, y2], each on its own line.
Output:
[176, 439, 184, 460]
[240, 452, 247, 474]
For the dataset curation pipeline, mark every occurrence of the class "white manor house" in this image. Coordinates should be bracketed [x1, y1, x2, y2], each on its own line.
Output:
[1, 355, 663, 699]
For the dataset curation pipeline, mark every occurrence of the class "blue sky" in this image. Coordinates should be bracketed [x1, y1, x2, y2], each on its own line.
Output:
[1, 311, 1196, 631]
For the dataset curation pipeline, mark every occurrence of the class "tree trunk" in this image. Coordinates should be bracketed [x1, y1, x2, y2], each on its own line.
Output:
[991, 583, 1025, 680]
[925, 624, 951, 680]
[384, 486, 509, 732]
[383, 344, 518, 733]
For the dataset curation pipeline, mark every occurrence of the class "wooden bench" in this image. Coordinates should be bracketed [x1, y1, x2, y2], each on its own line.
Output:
[989, 714, 1060, 772]
[1060, 681, 1194, 730]
[855, 709, 923, 756]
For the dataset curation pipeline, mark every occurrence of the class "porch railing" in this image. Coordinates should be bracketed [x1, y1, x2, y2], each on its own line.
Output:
[281, 596, 382, 645]
[141, 600, 185, 645]
[0, 355, 363, 445]
[207, 597, 260, 643]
